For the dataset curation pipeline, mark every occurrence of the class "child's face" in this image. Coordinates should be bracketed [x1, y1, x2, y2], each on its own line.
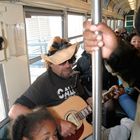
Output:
[32, 120, 59, 140]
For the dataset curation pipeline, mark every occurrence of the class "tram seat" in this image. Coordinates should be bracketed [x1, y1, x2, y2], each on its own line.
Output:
[0, 117, 11, 140]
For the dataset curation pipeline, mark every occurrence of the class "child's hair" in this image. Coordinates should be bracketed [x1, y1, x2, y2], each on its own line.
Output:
[11, 107, 62, 140]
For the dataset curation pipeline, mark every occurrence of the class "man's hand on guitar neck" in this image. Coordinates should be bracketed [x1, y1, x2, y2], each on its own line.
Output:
[59, 119, 77, 137]
[111, 85, 125, 99]
[86, 85, 125, 105]
[102, 85, 125, 103]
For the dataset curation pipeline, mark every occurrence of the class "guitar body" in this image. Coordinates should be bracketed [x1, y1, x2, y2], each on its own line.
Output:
[48, 96, 93, 140]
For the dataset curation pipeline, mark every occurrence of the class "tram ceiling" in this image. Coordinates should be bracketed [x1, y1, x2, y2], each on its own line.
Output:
[2, 0, 137, 16]
[103, 0, 136, 15]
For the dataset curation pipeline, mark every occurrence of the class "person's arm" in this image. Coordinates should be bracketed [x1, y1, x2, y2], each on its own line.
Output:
[83, 21, 140, 87]
[8, 104, 32, 120]
[8, 95, 36, 120]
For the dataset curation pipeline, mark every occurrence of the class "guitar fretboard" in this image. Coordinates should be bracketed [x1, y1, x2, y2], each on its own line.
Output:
[75, 105, 92, 120]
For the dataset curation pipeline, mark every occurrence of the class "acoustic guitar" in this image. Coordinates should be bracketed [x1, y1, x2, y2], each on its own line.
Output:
[48, 95, 92, 140]
[48, 85, 125, 140]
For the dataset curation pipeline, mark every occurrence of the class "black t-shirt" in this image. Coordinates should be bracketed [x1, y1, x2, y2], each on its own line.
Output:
[15, 68, 87, 109]
[75, 51, 118, 93]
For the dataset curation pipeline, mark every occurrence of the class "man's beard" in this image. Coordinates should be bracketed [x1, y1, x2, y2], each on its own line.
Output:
[60, 69, 73, 79]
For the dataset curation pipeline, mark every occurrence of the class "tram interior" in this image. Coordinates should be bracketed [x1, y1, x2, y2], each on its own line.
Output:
[0, 0, 139, 139]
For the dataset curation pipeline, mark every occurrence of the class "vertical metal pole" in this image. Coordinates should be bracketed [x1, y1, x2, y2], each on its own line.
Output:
[91, 0, 102, 140]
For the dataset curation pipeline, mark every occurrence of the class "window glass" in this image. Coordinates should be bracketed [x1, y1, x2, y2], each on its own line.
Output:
[0, 64, 7, 122]
[110, 19, 115, 30]
[68, 14, 84, 60]
[26, 16, 62, 59]
[25, 16, 62, 83]
[0, 86, 6, 122]
[68, 14, 84, 37]
[69, 36, 83, 44]
[107, 19, 111, 26]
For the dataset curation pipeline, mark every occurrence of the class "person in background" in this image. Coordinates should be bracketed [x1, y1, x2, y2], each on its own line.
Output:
[120, 27, 129, 41]
[131, 27, 137, 34]
[8, 36, 92, 139]
[114, 27, 129, 41]
[114, 27, 140, 121]
[11, 107, 62, 140]
[83, 6, 140, 140]
[74, 50, 123, 128]
[75, 50, 118, 93]
[129, 33, 140, 52]
[114, 27, 122, 37]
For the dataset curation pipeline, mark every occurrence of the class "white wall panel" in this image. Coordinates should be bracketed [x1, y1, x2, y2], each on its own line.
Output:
[0, 2, 30, 107]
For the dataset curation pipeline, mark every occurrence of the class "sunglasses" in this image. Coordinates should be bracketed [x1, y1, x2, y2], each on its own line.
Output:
[59, 57, 76, 65]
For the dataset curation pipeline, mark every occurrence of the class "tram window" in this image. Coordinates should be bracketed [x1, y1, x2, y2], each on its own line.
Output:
[25, 16, 62, 83]
[107, 19, 111, 26]
[69, 36, 83, 44]
[68, 14, 84, 38]
[0, 85, 6, 122]
[117, 20, 124, 27]
[68, 14, 84, 58]
[0, 64, 8, 122]
[110, 19, 115, 30]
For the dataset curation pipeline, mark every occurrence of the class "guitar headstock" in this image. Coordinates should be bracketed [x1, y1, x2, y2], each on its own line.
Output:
[102, 85, 125, 103]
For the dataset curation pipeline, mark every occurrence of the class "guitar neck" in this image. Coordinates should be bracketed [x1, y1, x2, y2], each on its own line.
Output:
[102, 85, 125, 103]
[74, 85, 124, 120]
[102, 90, 115, 103]
[75, 105, 92, 120]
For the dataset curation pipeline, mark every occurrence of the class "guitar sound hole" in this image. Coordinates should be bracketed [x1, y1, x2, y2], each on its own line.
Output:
[64, 111, 82, 129]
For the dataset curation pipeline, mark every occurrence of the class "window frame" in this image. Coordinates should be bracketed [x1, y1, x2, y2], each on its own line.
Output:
[24, 6, 64, 83]
[0, 64, 9, 123]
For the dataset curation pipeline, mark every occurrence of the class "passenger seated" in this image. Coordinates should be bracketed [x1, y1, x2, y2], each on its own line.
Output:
[75, 50, 128, 128]
[105, 64, 137, 121]
[82, 6, 140, 139]
[114, 27, 129, 41]
[129, 33, 140, 53]
[0, 118, 11, 140]
[8, 36, 91, 139]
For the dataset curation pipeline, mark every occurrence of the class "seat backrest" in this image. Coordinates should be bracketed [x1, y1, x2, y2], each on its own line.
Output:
[0, 117, 11, 140]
